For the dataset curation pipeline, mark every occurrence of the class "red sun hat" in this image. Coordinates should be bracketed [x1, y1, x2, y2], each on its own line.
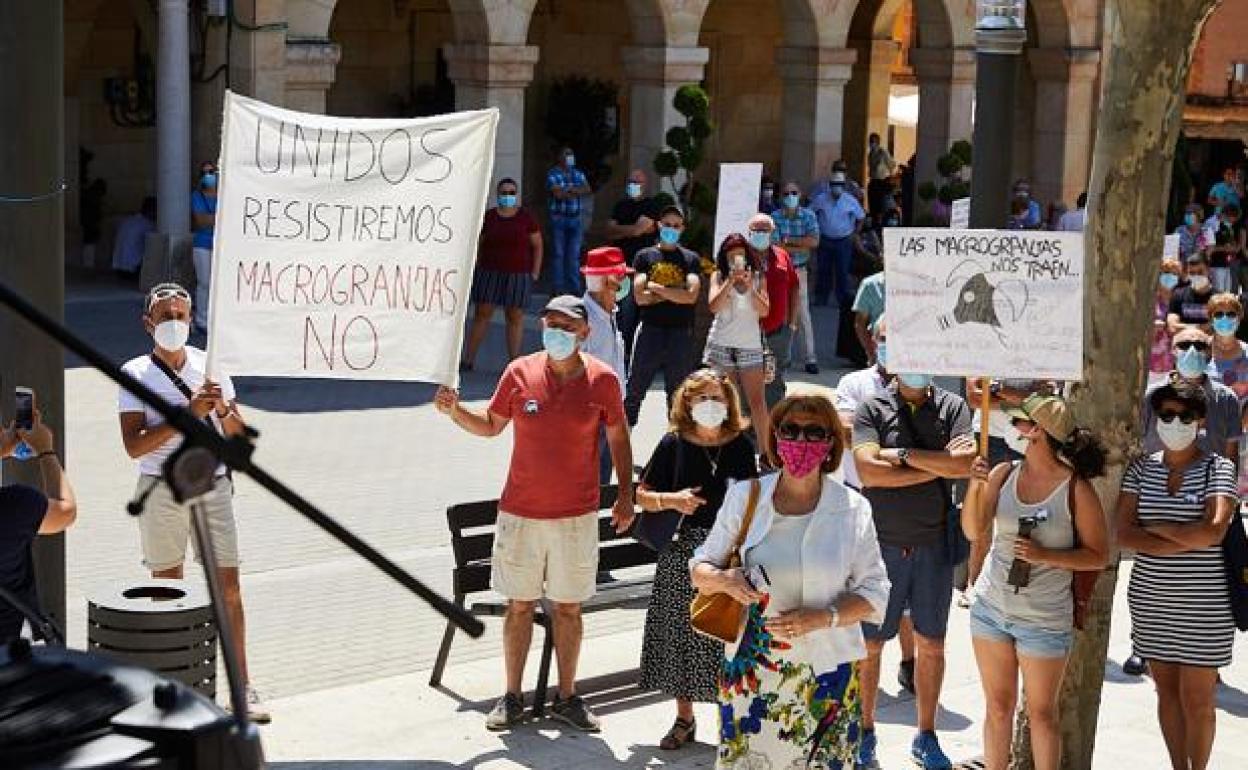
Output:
[581, 246, 635, 276]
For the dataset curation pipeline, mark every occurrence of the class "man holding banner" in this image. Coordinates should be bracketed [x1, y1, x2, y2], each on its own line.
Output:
[436, 296, 635, 732]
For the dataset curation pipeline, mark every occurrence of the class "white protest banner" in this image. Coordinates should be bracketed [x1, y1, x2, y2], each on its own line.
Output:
[949, 197, 970, 229]
[884, 228, 1085, 381]
[206, 91, 498, 385]
[713, 163, 763, 253]
[1163, 232, 1180, 260]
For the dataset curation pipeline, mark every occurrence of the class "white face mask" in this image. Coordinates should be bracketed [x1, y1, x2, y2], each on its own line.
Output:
[1004, 429, 1030, 456]
[1156, 417, 1199, 451]
[153, 319, 190, 352]
[1190, 274, 1210, 291]
[691, 400, 728, 429]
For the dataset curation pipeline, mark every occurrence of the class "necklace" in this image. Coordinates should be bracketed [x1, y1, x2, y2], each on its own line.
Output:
[702, 443, 724, 476]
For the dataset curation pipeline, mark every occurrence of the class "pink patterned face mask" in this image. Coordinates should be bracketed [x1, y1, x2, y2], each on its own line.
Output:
[776, 438, 832, 478]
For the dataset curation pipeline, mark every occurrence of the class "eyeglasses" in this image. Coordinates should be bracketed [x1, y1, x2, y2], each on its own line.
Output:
[1157, 410, 1198, 425]
[688, 368, 728, 384]
[777, 422, 831, 442]
[1174, 340, 1211, 352]
[1213, 311, 1239, 320]
[147, 287, 191, 310]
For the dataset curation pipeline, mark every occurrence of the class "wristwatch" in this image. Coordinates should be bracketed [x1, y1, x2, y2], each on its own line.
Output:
[896, 448, 911, 468]
[827, 606, 840, 628]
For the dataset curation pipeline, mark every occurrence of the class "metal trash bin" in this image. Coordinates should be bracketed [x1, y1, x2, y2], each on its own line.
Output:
[88, 579, 217, 698]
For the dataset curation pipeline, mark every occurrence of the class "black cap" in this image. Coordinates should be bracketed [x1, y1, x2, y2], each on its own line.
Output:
[658, 204, 685, 221]
[542, 294, 588, 322]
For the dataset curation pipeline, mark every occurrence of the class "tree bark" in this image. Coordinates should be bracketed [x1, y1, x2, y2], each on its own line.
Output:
[1010, 2, 1220, 769]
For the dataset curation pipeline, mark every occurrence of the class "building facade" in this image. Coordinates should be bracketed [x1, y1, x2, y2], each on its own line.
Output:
[1181, 0, 1248, 208]
[64, 0, 1106, 262]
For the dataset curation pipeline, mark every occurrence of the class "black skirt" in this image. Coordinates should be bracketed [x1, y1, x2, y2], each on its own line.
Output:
[638, 527, 723, 702]
[470, 269, 532, 309]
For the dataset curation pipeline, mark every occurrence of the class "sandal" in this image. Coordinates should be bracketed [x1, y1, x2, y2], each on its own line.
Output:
[659, 717, 697, 750]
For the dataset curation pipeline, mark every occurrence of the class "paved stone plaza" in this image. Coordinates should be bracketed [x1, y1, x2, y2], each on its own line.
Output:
[56, 279, 1247, 768]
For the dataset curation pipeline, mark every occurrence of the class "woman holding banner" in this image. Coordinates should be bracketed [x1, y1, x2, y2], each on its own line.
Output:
[963, 393, 1108, 770]
[462, 178, 543, 370]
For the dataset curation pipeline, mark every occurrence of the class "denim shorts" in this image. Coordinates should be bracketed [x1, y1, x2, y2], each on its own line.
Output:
[862, 543, 954, 641]
[969, 598, 1073, 659]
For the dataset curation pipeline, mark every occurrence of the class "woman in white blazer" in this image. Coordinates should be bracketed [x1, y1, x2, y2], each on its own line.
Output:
[691, 393, 890, 769]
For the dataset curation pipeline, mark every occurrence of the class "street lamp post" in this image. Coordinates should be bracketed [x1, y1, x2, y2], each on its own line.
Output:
[969, 1, 1027, 230]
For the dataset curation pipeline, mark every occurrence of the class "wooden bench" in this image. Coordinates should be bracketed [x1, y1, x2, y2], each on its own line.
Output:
[429, 485, 657, 715]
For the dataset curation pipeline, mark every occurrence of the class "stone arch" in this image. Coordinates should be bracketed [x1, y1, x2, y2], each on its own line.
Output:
[626, 0, 669, 47]
[1028, 0, 1073, 49]
[302, 0, 497, 44]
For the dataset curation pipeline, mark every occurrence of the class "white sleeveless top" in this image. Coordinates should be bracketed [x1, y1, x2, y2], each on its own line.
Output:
[706, 275, 764, 350]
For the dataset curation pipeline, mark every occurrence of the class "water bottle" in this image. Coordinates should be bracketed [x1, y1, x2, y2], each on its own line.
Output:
[12, 441, 36, 461]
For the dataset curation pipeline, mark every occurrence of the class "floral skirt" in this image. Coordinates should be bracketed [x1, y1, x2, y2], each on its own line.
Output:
[717, 600, 862, 770]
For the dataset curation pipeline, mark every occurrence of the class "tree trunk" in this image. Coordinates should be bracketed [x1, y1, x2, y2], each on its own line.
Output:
[1011, 2, 1220, 769]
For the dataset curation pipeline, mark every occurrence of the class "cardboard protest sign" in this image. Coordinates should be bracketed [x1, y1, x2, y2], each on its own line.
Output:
[713, 163, 763, 253]
[884, 228, 1085, 381]
[1164, 233, 1180, 260]
[949, 198, 970, 229]
[206, 91, 498, 385]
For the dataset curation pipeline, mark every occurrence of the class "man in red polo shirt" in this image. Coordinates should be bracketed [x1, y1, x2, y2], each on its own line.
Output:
[747, 213, 801, 409]
[435, 295, 635, 734]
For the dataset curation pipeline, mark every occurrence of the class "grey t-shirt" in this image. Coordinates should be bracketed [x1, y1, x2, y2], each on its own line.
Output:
[1142, 375, 1242, 458]
[853, 384, 972, 547]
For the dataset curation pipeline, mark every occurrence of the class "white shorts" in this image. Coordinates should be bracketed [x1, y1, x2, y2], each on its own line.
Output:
[490, 511, 599, 604]
[134, 476, 239, 572]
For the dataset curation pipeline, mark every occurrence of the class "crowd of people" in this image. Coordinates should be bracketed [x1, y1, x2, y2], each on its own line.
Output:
[0, 150, 1242, 770]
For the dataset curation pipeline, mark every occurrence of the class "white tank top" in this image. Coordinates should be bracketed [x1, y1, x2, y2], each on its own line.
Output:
[707, 275, 764, 350]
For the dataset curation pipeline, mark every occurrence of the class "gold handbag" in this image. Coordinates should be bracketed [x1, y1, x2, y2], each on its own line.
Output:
[689, 479, 762, 644]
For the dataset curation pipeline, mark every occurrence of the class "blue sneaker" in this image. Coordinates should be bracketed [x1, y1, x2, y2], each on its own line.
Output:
[855, 728, 878, 769]
[910, 730, 953, 769]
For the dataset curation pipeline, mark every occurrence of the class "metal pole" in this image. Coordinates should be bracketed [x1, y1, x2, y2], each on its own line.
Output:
[0, 1, 67, 631]
[969, 25, 1027, 230]
[157, 0, 192, 284]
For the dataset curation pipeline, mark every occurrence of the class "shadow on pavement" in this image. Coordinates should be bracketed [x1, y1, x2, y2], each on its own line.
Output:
[270, 763, 462, 769]
[1102, 657, 1150, 685]
[873, 692, 973, 731]
[1217, 679, 1248, 716]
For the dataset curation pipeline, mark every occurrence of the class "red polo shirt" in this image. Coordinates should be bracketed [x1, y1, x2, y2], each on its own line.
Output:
[487, 352, 625, 519]
[761, 246, 799, 335]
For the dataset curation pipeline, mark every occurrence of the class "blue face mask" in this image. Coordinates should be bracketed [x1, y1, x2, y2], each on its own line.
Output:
[542, 327, 579, 361]
[783, 193, 800, 209]
[615, 276, 632, 302]
[1176, 347, 1209, 379]
[1213, 316, 1239, 337]
[201, 173, 217, 189]
[748, 231, 772, 251]
[875, 342, 887, 368]
[899, 373, 933, 389]
[1159, 273, 1180, 290]
[1185, 213, 1198, 227]
[497, 194, 517, 208]
[829, 184, 844, 197]
[659, 226, 681, 246]
[626, 182, 642, 199]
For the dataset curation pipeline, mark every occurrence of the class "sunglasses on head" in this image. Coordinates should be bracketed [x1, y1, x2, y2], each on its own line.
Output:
[147, 287, 191, 310]
[1010, 417, 1035, 429]
[1157, 410, 1198, 425]
[777, 422, 830, 442]
[1175, 340, 1211, 352]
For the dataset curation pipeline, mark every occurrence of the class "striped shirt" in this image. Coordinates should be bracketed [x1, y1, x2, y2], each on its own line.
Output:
[546, 166, 588, 218]
[1122, 452, 1237, 667]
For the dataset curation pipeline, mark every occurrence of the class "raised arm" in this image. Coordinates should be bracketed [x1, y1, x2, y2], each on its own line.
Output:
[434, 386, 510, 437]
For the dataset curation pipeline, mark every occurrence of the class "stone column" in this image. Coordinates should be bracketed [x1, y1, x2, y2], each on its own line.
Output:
[445, 44, 540, 190]
[285, 41, 342, 115]
[843, 40, 900, 185]
[157, 0, 191, 239]
[775, 46, 857, 187]
[621, 45, 710, 179]
[1028, 47, 1102, 209]
[910, 47, 976, 187]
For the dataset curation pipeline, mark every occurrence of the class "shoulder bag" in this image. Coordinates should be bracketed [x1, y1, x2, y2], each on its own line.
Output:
[1212, 460, 1248, 631]
[632, 437, 685, 553]
[1067, 475, 1100, 631]
[689, 478, 762, 644]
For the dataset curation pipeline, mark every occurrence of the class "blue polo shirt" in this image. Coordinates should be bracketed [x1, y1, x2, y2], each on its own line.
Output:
[810, 191, 865, 240]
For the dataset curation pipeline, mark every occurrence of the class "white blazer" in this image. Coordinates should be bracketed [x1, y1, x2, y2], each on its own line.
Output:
[691, 472, 891, 669]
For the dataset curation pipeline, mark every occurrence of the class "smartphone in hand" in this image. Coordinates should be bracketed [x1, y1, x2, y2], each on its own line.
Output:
[15, 387, 34, 431]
